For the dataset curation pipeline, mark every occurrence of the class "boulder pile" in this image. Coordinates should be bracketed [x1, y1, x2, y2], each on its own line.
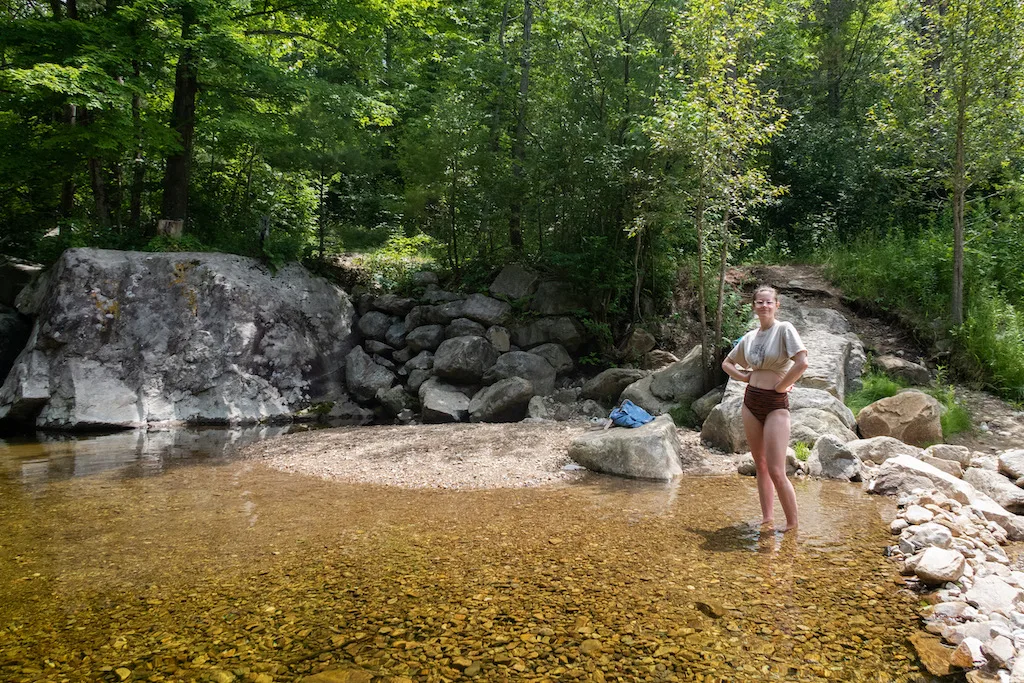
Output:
[887, 488, 1024, 681]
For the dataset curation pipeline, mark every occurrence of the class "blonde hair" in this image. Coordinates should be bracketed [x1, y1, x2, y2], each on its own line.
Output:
[753, 285, 778, 303]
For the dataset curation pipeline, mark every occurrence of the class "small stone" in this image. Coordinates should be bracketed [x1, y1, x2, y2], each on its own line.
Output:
[905, 505, 935, 525]
[580, 639, 602, 655]
[982, 634, 1015, 668]
[210, 672, 235, 683]
[115, 669, 132, 681]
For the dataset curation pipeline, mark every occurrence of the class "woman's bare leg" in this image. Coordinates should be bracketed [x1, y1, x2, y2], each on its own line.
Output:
[764, 409, 798, 531]
[742, 405, 774, 525]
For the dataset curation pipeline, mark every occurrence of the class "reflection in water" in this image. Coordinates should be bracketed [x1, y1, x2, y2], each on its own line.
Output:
[0, 433, 934, 682]
[0, 425, 291, 487]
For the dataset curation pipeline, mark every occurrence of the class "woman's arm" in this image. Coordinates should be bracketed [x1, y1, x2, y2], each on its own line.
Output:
[773, 350, 809, 392]
[722, 357, 752, 383]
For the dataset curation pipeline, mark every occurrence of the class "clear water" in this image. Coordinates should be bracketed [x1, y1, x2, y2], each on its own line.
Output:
[0, 429, 934, 682]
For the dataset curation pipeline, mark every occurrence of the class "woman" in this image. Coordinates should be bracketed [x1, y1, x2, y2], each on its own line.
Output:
[721, 286, 808, 531]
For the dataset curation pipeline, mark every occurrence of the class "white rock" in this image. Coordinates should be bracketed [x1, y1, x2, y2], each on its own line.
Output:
[891, 518, 910, 534]
[915, 547, 966, 585]
[900, 522, 953, 553]
[905, 504, 935, 525]
[924, 443, 972, 467]
[965, 576, 1024, 617]
[1011, 656, 1024, 683]
[983, 634, 1015, 669]
[954, 637, 986, 667]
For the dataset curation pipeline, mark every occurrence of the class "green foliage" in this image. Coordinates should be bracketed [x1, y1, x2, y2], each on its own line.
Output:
[823, 225, 1024, 399]
[353, 233, 440, 291]
[669, 400, 699, 429]
[957, 290, 1024, 401]
[793, 442, 811, 462]
[845, 370, 906, 416]
[143, 235, 209, 253]
[922, 372, 973, 438]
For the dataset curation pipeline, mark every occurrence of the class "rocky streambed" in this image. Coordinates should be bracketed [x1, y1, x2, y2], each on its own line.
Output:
[1, 429, 931, 683]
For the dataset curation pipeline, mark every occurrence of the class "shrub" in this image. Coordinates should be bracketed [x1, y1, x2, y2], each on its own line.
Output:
[845, 370, 906, 416]
[793, 441, 811, 462]
[353, 233, 441, 291]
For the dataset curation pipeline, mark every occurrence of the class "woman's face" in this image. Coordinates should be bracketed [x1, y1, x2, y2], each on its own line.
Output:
[753, 292, 779, 323]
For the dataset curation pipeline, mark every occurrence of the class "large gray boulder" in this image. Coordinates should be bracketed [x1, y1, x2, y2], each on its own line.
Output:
[875, 354, 930, 385]
[433, 336, 499, 384]
[649, 345, 705, 403]
[529, 280, 583, 315]
[489, 264, 539, 300]
[368, 293, 415, 317]
[798, 330, 864, 402]
[858, 390, 943, 447]
[444, 317, 487, 339]
[701, 381, 857, 452]
[844, 436, 922, 464]
[483, 351, 556, 396]
[345, 346, 396, 403]
[418, 378, 470, 423]
[357, 310, 393, 341]
[997, 449, 1024, 480]
[581, 368, 648, 404]
[528, 343, 573, 375]
[618, 375, 677, 416]
[568, 415, 696, 481]
[808, 434, 861, 480]
[0, 305, 31, 385]
[469, 378, 534, 422]
[405, 324, 445, 353]
[691, 386, 725, 423]
[776, 297, 865, 395]
[511, 316, 584, 352]
[0, 249, 357, 429]
[964, 468, 1024, 514]
[866, 453, 977, 504]
[459, 293, 511, 327]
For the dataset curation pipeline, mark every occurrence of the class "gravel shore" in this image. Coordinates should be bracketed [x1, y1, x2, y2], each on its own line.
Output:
[245, 421, 737, 489]
[244, 421, 593, 489]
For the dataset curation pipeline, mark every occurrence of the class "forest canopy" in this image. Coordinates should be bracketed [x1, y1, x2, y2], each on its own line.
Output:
[2, 0, 1023, 397]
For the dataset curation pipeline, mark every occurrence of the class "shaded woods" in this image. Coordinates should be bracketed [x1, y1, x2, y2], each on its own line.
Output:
[2, 0, 1023, 396]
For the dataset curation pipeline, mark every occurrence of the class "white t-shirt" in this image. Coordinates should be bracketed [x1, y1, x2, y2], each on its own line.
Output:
[727, 321, 807, 374]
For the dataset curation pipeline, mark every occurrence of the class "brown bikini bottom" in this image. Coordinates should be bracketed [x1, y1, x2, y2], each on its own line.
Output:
[743, 385, 790, 424]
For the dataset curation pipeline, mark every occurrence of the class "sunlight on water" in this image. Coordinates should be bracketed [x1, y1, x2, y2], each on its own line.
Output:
[0, 429, 934, 682]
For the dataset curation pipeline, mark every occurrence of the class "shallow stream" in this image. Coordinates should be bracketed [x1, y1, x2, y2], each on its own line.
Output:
[0, 429, 935, 682]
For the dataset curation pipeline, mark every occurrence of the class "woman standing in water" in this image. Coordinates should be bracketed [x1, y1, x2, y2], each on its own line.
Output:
[721, 286, 809, 531]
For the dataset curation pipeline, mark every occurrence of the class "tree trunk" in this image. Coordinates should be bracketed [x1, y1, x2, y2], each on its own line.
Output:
[951, 4, 972, 326]
[128, 52, 145, 234]
[509, 0, 532, 253]
[951, 74, 968, 326]
[89, 157, 111, 228]
[450, 157, 460, 274]
[159, 6, 198, 233]
[59, 103, 77, 224]
[712, 208, 730, 371]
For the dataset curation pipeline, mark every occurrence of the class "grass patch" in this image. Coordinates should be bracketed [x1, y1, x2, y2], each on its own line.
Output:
[923, 381, 973, 438]
[793, 442, 811, 462]
[845, 370, 907, 416]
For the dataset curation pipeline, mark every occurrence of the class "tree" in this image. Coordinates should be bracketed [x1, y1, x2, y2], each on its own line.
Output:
[873, 0, 1024, 324]
[648, 0, 787, 388]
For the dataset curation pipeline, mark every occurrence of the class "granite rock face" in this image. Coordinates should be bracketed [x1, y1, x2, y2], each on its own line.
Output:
[0, 249, 358, 429]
